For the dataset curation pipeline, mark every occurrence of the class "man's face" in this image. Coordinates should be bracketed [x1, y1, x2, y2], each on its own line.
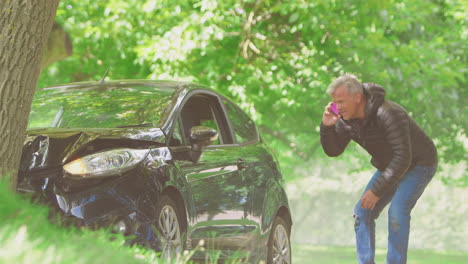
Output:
[331, 85, 362, 120]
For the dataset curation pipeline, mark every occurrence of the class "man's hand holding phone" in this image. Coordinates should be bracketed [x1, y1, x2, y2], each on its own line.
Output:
[322, 102, 340, 126]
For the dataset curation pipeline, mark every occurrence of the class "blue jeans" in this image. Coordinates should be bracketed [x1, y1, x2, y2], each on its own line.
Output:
[353, 166, 436, 264]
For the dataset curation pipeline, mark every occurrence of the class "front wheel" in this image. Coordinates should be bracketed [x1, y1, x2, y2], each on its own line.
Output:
[155, 195, 185, 261]
[267, 217, 291, 264]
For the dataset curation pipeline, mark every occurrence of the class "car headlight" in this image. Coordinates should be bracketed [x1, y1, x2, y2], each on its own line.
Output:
[63, 148, 149, 179]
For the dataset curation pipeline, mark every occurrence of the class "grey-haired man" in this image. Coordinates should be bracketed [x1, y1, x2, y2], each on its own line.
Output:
[320, 74, 437, 264]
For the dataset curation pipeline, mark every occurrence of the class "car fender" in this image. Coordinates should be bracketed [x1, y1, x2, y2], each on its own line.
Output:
[261, 179, 290, 234]
[143, 147, 193, 223]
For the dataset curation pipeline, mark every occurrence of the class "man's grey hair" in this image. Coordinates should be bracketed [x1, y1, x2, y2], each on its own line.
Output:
[327, 74, 363, 95]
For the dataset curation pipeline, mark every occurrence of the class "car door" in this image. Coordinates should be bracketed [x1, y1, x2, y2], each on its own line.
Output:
[169, 92, 255, 253]
[220, 97, 272, 250]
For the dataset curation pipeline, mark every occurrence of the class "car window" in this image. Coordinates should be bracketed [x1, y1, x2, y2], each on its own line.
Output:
[222, 99, 258, 144]
[169, 118, 184, 146]
[180, 95, 223, 145]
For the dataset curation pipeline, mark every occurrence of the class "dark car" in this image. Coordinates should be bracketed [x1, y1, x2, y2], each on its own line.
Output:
[18, 80, 292, 263]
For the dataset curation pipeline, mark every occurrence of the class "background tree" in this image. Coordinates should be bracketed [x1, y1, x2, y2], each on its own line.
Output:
[39, 0, 466, 184]
[0, 0, 59, 190]
[41, 22, 73, 71]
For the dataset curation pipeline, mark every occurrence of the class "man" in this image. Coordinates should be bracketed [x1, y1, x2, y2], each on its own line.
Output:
[320, 74, 438, 264]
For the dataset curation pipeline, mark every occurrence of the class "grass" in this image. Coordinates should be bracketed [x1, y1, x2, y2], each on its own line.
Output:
[1, 180, 467, 264]
[0, 180, 160, 264]
[293, 244, 468, 264]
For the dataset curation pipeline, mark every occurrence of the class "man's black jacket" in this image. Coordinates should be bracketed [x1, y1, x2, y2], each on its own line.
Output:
[320, 83, 438, 197]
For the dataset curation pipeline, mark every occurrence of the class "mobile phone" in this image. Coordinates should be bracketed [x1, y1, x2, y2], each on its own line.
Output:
[330, 102, 340, 115]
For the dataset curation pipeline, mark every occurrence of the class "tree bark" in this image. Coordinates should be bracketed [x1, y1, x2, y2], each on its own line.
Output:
[0, 0, 59, 190]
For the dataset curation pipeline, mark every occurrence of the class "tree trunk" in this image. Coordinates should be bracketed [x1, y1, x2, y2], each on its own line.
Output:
[0, 0, 59, 190]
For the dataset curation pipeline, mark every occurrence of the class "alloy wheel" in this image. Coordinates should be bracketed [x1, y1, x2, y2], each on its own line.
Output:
[158, 204, 182, 260]
[271, 223, 291, 264]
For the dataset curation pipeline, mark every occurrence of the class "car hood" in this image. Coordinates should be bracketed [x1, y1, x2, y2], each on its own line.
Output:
[20, 127, 166, 172]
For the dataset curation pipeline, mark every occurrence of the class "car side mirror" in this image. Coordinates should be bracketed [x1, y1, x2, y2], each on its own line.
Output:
[190, 126, 218, 152]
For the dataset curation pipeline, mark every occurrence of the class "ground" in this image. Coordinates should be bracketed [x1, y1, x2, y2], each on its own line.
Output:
[292, 244, 468, 264]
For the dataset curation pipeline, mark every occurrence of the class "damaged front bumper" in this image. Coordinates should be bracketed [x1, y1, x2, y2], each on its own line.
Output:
[17, 166, 160, 246]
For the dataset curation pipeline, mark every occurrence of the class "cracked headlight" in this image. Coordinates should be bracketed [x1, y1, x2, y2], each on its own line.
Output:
[63, 148, 149, 179]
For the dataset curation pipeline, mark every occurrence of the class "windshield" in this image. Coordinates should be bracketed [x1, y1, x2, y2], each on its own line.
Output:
[28, 85, 176, 129]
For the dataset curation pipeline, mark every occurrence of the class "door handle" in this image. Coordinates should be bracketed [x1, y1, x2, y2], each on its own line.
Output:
[237, 158, 248, 170]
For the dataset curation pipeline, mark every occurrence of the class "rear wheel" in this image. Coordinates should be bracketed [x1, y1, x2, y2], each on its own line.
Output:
[267, 217, 291, 264]
[155, 194, 185, 261]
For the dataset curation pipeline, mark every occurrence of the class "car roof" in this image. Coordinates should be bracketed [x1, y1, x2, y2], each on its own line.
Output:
[42, 79, 211, 93]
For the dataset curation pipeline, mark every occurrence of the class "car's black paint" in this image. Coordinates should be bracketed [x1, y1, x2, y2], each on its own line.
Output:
[18, 80, 291, 262]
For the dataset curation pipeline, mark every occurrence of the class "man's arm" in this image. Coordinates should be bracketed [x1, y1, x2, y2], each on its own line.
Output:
[320, 102, 350, 156]
[370, 104, 412, 197]
[320, 121, 350, 157]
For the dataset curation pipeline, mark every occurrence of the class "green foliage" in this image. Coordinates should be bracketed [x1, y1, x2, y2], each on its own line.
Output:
[39, 0, 467, 183]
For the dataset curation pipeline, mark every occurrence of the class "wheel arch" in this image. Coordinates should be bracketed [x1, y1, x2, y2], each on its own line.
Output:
[275, 205, 293, 231]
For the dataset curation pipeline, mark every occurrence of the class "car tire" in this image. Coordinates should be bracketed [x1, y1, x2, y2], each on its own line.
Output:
[267, 216, 291, 264]
[155, 194, 186, 261]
